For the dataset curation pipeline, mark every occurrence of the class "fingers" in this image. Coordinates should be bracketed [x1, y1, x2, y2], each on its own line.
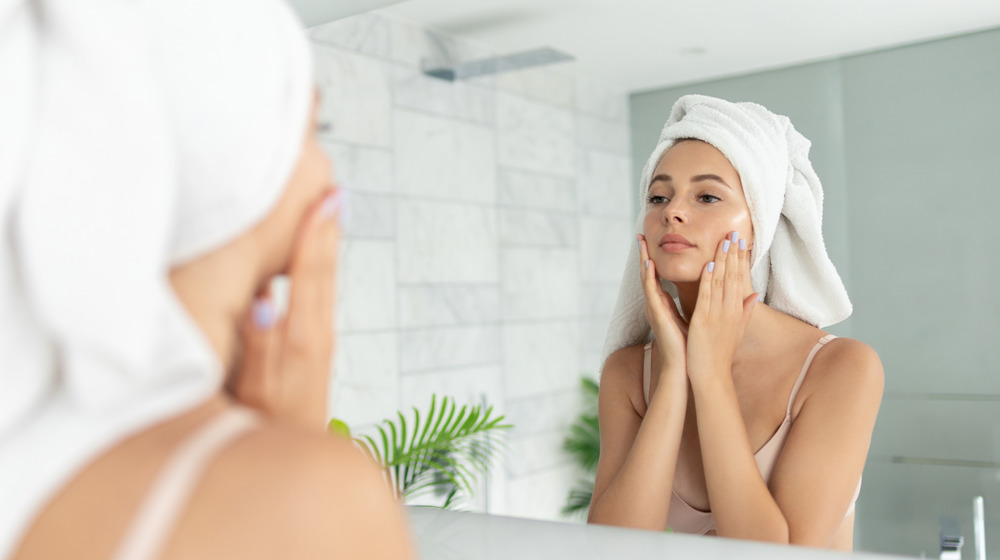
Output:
[286, 189, 341, 351]
[233, 296, 282, 411]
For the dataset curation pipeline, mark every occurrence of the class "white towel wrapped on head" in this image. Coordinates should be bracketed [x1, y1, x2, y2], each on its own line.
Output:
[601, 94, 851, 371]
[0, 0, 313, 554]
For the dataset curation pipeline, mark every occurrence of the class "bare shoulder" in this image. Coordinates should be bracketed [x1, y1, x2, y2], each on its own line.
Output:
[164, 423, 414, 560]
[804, 337, 884, 407]
[601, 344, 646, 416]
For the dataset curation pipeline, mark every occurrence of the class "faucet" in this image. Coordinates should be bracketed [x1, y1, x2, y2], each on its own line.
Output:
[940, 515, 963, 560]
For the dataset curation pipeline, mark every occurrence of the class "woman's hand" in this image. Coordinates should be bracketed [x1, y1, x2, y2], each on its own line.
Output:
[637, 234, 688, 367]
[686, 231, 758, 380]
[230, 189, 342, 430]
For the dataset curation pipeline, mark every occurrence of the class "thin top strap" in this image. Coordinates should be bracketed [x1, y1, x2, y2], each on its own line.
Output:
[785, 334, 837, 416]
[642, 341, 653, 405]
[112, 407, 259, 560]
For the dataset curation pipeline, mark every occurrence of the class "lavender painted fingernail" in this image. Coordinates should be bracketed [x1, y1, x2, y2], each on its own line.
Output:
[253, 299, 276, 330]
[322, 190, 341, 218]
[757, 294, 764, 303]
[636, 234, 641, 248]
[645, 259, 649, 270]
[731, 231, 739, 243]
[739, 238, 747, 251]
[723, 240, 731, 253]
[708, 261, 715, 272]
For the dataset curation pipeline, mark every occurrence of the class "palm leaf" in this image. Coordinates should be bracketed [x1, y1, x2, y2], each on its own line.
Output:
[355, 394, 511, 509]
[562, 375, 601, 518]
[561, 480, 594, 518]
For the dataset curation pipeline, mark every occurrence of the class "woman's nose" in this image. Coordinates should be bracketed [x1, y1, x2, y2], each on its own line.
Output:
[663, 200, 685, 224]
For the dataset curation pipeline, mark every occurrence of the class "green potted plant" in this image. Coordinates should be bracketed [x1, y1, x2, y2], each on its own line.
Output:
[330, 394, 510, 509]
[561, 376, 600, 518]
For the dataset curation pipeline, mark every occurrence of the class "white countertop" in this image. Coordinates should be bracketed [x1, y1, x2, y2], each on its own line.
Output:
[406, 507, 913, 560]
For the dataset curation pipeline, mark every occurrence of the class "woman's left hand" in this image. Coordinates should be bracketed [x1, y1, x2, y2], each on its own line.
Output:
[229, 189, 342, 430]
[685, 231, 759, 380]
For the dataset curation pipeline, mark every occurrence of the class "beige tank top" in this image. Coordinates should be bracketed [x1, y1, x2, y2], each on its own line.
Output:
[642, 334, 861, 534]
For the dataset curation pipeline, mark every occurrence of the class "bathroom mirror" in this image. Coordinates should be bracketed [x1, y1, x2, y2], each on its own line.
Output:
[299, 1, 1000, 557]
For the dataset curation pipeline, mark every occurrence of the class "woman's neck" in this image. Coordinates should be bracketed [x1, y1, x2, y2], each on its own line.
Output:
[168, 243, 262, 373]
[673, 280, 782, 363]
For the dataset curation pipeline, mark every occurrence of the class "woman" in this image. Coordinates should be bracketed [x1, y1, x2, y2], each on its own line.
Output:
[0, 1, 413, 558]
[587, 95, 883, 549]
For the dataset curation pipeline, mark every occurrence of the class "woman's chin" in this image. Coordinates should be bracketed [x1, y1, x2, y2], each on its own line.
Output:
[655, 262, 705, 285]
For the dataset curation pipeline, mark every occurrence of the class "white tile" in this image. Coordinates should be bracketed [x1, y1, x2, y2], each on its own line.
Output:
[313, 44, 392, 147]
[398, 365, 505, 419]
[384, 15, 494, 70]
[505, 463, 582, 521]
[578, 150, 632, 218]
[340, 191, 394, 239]
[399, 325, 500, 373]
[392, 65, 494, 126]
[504, 321, 580, 399]
[580, 283, 619, 319]
[307, 13, 390, 58]
[497, 169, 576, 212]
[396, 200, 499, 283]
[500, 209, 576, 248]
[496, 93, 575, 177]
[506, 430, 573, 477]
[337, 240, 396, 331]
[580, 216, 633, 283]
[579, 318, 611, 377]
[502, 248, 579, 321]
[576, 78, 628, 123]
[329, 332, 398, 427]
[577, 114, 630, 155]
[322, 141, 392, 194]
[496, 65, 575, 108]
[398, 284, 500, 328]
[394, 110, 496, 203]
[505, 391, 588, 435]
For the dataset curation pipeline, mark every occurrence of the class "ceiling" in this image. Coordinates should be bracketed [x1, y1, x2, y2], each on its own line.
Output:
[369, 0, 1000, 93]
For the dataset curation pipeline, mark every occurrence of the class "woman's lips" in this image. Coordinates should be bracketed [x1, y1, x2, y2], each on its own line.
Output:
[659, 234, 694, 253]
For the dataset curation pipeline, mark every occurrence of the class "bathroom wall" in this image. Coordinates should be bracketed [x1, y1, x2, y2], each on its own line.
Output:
[309, 13, 633, 519]
[630, 27, 1000, 558]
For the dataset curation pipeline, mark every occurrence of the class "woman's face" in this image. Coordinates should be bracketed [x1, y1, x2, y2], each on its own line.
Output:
[256, 94, 335, 280]
[642, 139, 753, 284]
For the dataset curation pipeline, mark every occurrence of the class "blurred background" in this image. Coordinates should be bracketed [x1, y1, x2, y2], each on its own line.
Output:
[289, 1, 1000, 557]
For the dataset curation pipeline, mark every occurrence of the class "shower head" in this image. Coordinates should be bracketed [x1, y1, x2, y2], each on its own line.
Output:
[421, 47, 574, 81]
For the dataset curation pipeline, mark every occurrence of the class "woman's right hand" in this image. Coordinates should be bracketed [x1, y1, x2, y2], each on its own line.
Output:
[229, 189, 342, 431]
[637, 234, 688, 367]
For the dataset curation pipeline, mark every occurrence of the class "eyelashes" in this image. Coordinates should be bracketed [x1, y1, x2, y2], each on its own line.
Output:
[646, 194, 722, 205]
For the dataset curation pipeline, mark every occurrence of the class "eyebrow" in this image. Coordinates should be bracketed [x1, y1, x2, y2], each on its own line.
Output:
[648, 173, 733, 191]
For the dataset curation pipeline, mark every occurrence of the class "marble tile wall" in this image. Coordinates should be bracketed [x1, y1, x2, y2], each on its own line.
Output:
[311, 12, 632, 522]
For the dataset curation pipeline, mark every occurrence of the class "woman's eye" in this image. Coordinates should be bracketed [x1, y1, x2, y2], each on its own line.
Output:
[647, 195, 668, 205]
[698, 194, 720, 203]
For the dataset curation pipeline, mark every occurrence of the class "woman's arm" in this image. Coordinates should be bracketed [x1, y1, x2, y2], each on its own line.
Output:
[684, 231, 785, 541]
[588, 235, 692, 529]
[587, 348, 687, 530]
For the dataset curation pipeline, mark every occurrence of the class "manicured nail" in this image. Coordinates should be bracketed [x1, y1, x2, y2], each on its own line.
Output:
[739, 238, 746, 251]
[322, 189, 341, 218]
[707, 261, 715, 272]
[731, 231, 739, 243]
[757, 294, 764, 302]
[636, 234, 641, 249]
[253, 299, 276, 329]
[644, 259, 649, 270]
[723, 240, 731, 253]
